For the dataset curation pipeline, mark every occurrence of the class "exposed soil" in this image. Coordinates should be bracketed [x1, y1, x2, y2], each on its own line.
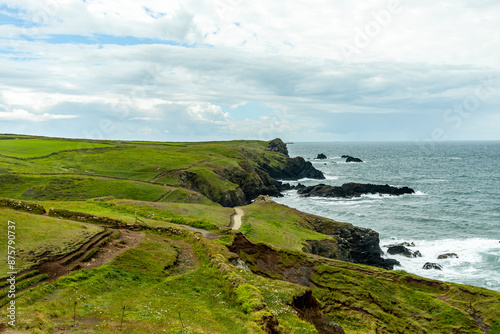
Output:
[37, 228, 143, 282]
[0, 228, 144, 304]
[164, 239, 199, 274]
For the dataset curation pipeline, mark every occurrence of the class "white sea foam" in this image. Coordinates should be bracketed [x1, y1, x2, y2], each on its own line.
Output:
[381, 238, 500, 291]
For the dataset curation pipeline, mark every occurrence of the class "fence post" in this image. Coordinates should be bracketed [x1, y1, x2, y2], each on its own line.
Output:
[178, 311, 184, 329]
[73, 301, 77, 327]
[120, 306, 125, 330]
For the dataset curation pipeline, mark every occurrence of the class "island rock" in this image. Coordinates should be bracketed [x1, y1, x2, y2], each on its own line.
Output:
[297, 183, 415, 198]
[316, 153, 328, 159]
[346, 156, 363, 163]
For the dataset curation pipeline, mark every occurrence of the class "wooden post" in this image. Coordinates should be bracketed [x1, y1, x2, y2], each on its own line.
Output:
[73, 301, 77, 327]
[120, 306, 125, 330]
[178, 311, 184, 329]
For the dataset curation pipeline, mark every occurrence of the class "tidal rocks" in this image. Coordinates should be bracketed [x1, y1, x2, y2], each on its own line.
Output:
[297, 183, 415, 198]
[423, 262, 443, 270]
[387, 245, 422, 258]
[345, 156, 363, 163]
[438, 253, 459, 259]
[316, 153, 328, 159]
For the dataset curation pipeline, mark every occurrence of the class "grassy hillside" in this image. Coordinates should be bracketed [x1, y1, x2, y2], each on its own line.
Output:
[1, 135, 499, 334]
[0, 209, 104, 276]
[0, 135, 285, 206]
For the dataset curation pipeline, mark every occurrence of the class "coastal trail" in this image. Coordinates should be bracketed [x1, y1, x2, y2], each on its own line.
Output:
[231, 207, 244, 230]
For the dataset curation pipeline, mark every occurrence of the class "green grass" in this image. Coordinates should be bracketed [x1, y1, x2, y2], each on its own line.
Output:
[0, 208, 103, 276]
[0, 138, 113, 158]
[32, 199, 234, 230]
[0, 137, 288, 205]
[311, 262, 495, 333]
[11, 233, 307, 333]
[240, 199, 337, 251]
[0, 174, 169, 201]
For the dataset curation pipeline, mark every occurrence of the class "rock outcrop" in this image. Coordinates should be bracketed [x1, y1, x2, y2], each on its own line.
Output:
[262, 157, 325, 181]
[299, 214, 400, 270]
[297, 183, 415, 198]
[180, 138, 324, 207]
[387, 245, 422, 258]
[423, 262, 443, 270]
[267, 138, 289, 156]
[346, 156, 363, 163]
[316, 153, 327, 159]
[438, 253, 459, 259]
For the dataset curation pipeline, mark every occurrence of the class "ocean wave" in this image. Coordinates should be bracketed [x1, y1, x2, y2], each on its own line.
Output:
[380, 238, 500, 292]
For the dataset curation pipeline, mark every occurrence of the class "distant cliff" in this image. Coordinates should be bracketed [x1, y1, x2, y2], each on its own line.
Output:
[179, 138, 325, 207]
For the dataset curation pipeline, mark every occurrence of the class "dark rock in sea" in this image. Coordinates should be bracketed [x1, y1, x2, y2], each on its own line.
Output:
[346, 156, 363, 163]
[384, 241, 416, 248]
[438, 253, 459, 259]
[316, 153, 327, 159]
[423, 262, 443, 270]
[267, 138, 289, 156]
[387, 246, 422, 258]
[341, 155, 350, 158]
[294, 183, 306, 191]
[297, 183, 415, 198]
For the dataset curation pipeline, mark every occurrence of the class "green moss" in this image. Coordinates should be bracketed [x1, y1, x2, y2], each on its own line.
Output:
[235, 284, 266, 314]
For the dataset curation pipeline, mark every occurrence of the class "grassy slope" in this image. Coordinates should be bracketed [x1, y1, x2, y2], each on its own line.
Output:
[0, 138, 114, 158]
[27, 199, 233, 231]
[0, 135, 280, 204]
[9, 219, 312, 333]
[313, 260, 500, 334]
[240, 198, 338, 251]
[1, 135, 499, 334]
[0, 208, 103, 276]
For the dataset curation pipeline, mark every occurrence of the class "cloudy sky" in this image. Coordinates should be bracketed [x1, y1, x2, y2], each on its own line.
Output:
[0, 0, 499, 142]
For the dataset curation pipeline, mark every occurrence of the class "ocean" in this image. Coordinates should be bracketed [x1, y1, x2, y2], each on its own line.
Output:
[273, 141, 500, 292]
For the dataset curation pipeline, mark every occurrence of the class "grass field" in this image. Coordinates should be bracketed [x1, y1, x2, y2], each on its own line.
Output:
[32, 199, 234, 230]
[12, 232, 312, 333]
[0, 208, 103, 276]
[0, 138, 114, 158]
[240, 198, 337, 251]
[0, 174, 170, 201]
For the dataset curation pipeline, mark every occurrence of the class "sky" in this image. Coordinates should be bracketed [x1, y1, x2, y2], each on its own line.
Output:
[0, 0, 499, 142]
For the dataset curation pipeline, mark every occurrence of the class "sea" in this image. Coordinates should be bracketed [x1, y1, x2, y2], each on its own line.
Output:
[272, 141, 500, 292]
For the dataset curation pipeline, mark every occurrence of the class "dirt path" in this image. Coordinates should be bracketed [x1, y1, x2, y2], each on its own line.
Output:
[180, 225, 222, 240]
[231, 207, 244, 230]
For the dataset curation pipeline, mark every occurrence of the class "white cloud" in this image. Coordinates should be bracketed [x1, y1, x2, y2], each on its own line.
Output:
[0, 0, 499, 141]
[0, 108, 78, 121]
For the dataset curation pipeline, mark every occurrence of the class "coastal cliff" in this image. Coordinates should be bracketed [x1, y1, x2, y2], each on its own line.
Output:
[179, 138, 325, 207]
